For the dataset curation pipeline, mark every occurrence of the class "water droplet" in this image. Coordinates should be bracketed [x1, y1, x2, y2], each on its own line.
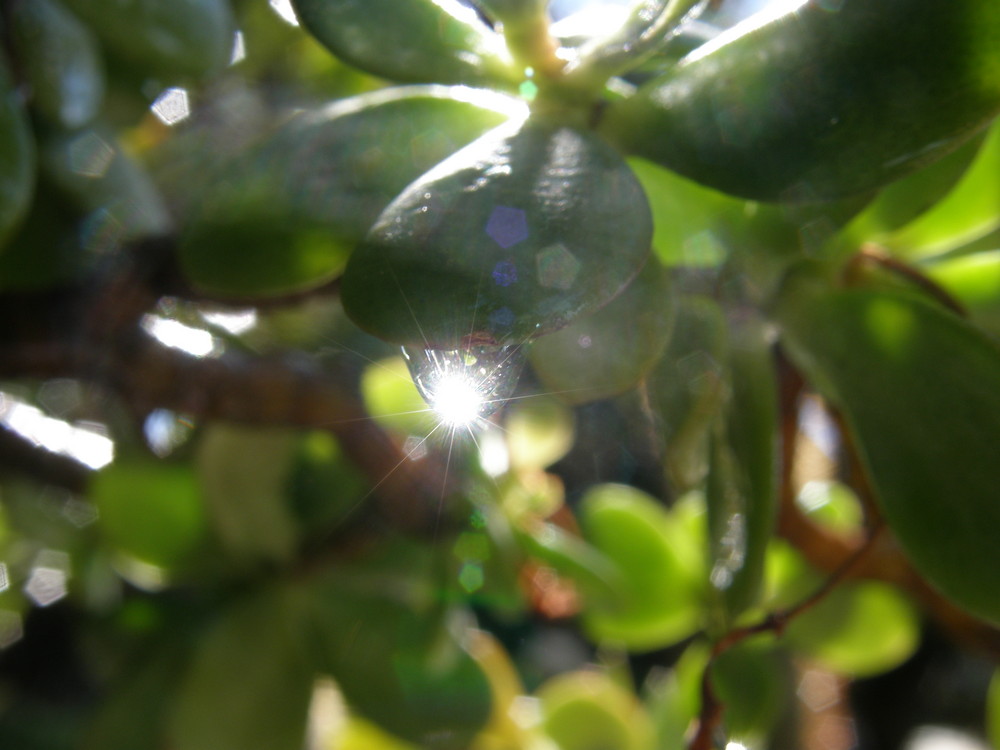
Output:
[402, 344, 527, 426]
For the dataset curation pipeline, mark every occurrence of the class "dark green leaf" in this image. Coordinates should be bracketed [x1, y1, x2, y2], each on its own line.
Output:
[342, 115, 652, 348]
[61, 0, 234, 81]
[775, 275, 1000, 624]
[0, 57, 35, 249]
[170, 585, 314, 750]
[290, 0, 518, 86]
[9, 0, 104, 128]
[601, 0, 1000, 201]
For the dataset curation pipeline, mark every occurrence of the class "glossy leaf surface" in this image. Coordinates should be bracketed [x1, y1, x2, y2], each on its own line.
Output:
[8, 0, 104, 128]
[776, 278, 1000, 624]
[290, 0, 516, 85]
[529, 256, 674, 404]
[602, 0, 1000, 201]
[180, 86, 515, 297]
[342, 116, 652, 348]
[61, 0, 234, 80]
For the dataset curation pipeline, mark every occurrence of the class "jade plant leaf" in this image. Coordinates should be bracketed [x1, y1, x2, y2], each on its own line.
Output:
[0, 57, 35, 249]
[529, 255, 674, 404]
[170, 585, 314, 750]
[8, 0, 105, 129]
[341, 115, 652, 348]
[601, 0, 1000, 201]
[61, 0, 234, 81]
[290, 0, 517, 86]
[775, 275, 1000, 624]
[179, 86, 516, 298]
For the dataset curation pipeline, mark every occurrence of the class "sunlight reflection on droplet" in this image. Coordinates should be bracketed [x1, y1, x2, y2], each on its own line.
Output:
[269, 0, 300, 25]
[151, 87, 191, 126]
[433, 374, 486, 427]
[478, 428, 510, 477]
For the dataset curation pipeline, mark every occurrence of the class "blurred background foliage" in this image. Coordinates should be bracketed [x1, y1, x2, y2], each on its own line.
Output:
[1, 1, 1000, 750]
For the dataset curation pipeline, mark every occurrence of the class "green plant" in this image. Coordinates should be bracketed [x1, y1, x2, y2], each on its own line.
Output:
[2, 1, 1000, 749]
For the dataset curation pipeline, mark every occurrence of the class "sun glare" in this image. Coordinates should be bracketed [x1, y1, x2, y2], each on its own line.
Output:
[430, 373, 487, 427]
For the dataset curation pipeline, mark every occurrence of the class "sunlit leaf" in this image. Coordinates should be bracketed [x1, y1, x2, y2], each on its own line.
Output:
[884, 118, 1000, 258]
[776, 274, 1000, 624]
[360, 356, 434, 435]
[342, 115, 652, 348]
[91, 460, 207, 570]
[530, 255, 674, 403]
[579, 485, 704, 650]
[924, 250, 1000, 336]
[170, 585, 313, 750]
[504, 396, 575, 470]
[290, 0, 517, 86]
[536, 670, 654, 750]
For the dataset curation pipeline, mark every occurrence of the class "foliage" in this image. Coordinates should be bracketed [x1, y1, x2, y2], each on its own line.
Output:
[1, 1, 1000, 749]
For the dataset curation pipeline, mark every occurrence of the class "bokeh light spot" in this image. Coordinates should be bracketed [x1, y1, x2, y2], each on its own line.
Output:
[537, 243, 581, 290]
[486, 205, 529, 248]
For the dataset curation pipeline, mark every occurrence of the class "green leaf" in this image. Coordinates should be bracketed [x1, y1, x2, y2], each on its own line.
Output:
[170, 585, 314, 750]
[61, 0, 234, 81]
[711, 637, 789, 742]
[924, 250, 1000, 336]
[504, 395, 575, 470]
[41, 126, 171, 240]
[342, 115, 652, 348]
[179, 86, 516, 298]
[705, 313, 779, 623]
[8, 0, 104, 128]
[290, 0, 517, 86]
[529, 255, 674, 404]
[360, 355, 435, 435]
[288, 431, 370, 533]
[775, 276, 1000, 624]
[884, 118, 1000, 259]
[600, 0, 1000, 201]
[536, 670, 654, 750]
[0, 57, 35, 249]
[91, 460, 207, 570]
[647, 295, 728, 492]
[196, 425, 300, 566]
[578, 485, 704, 651]
[309, 571, 492, 749]
[988, 669, 1000, 749]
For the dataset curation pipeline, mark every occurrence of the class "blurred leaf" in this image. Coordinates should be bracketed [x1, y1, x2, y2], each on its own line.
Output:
[8, 0, 104, 129]
[536, 670, 654, 750]
[923, 249, 1000, 336]
[530, 256, 674, 404]
[648, 295, 728, 492]
[466, 629, 531, 750]
[579, 485, 704, 651]
[197, 425, 300, 566]
[0, 178, 78, 290]
[309, 572, 492, 750]
[41, 126, 171, 241]
[711, 637, 789, 742]
[786, 581, 919, 677]
[170, 584, 314, 750]
[342, 115, 652, 348]
[504, 396, 575, 470]
[288, 431, 369, 533]
[0, 56, 36, 249]
[91, 459, 207, 570]
[884, 118, 1000, 259]
[360, 356, 434, 435]
[706, 313, 778, 624]
[988, 669, 1000, 749]
[179, 86, 515, 297]
[290, 0, 517, 86]
[776, 276, 1000, 624]
[61, 0, 234, 81]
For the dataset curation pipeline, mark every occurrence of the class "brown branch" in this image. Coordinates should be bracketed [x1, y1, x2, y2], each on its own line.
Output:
[0, 238, 460, 537]
[843, 244, 967, 316]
